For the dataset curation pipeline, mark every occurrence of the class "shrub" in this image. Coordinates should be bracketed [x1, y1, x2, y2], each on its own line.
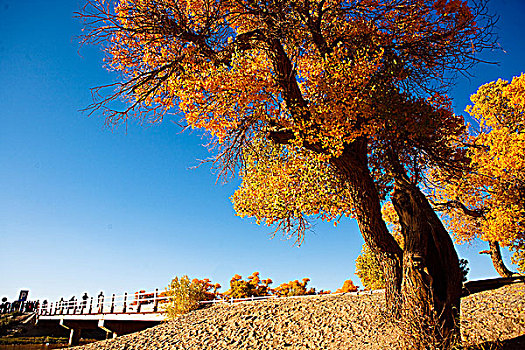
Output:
[317, 289, 331, 295]
[164, 276, 220, 318]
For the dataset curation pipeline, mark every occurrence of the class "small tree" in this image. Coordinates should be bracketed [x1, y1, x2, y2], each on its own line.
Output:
[431, 74, 525, 275]
[165, 276, 220, 318]
[335, 279, 358, 293]
[224, 272, 272, 299]
[356, 243, 385, 290]
[274, 278, 316, 297]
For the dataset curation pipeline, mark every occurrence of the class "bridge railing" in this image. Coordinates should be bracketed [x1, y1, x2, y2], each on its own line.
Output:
[36, 289, 385, 317]
[36, 289, 170, 317]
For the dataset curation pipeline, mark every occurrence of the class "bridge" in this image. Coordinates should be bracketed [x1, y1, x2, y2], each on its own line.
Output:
[36, 289, 169, 346]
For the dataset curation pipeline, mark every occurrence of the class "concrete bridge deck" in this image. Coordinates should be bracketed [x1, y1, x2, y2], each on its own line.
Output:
[36, 289, 168, 345]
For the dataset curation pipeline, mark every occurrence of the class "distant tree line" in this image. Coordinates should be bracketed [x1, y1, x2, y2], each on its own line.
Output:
[165, 272, 358, 318]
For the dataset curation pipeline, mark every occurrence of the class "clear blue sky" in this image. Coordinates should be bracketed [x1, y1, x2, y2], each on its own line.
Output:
[1, 0, 523, 303]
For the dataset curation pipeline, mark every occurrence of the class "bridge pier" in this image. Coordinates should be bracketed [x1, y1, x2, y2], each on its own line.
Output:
[60, 319, 99, 346]
[38, 309, 164, 346]
[68, 328, 81, 347]
[98, 319, 116, 339]
[98, 319, 158, 337]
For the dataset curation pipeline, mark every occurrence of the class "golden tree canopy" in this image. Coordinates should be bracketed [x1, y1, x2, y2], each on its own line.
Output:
[81, 0, 488, 159]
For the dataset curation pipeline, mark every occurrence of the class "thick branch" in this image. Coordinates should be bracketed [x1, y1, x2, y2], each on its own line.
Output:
[433, 200, 486, 218]
[480, 241, 514, 278]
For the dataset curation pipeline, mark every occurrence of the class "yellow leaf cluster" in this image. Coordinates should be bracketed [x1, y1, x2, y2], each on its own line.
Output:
[165, 275, 220, 318]
[231, 137, 355, 243]
[355, 202, 404, 290]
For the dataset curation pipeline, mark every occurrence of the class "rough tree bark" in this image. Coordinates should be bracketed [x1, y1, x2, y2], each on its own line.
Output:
[331, 139, 404, 316]
[480, 241, 514, 278]
[391, 174, 463, 347]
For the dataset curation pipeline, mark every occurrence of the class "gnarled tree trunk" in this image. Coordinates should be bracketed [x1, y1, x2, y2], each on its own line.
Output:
[331, 140, 403, 316]
[391, 176, 462, 348]
[330, 138, 462, 347]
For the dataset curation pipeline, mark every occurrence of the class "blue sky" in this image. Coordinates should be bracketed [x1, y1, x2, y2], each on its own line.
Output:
[1, 0, 524, 302]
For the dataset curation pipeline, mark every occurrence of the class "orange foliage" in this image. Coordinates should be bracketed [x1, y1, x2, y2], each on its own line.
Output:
[131, 290, 152, 305]
[79, 0, 497, 293]
[224, 272, 273, 299]
[232, 139, 356, 243]
[380, 201, 404, 247]
[273, 278, 316, 297]
[336, 279, 358, 293]
[196, 278, 222, 301]
[317, 290, 332, 295]
[79, 0, 491, 175]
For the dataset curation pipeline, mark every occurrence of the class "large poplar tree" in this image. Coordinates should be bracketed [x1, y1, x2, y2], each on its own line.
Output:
[79, 0, 496, 346]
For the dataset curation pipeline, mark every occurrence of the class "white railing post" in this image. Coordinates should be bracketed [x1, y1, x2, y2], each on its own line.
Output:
[123, 292, 127, 313]
[110, 294, 115, 313]
[153, 289, 159, 313]
[97, 292, 104, 314]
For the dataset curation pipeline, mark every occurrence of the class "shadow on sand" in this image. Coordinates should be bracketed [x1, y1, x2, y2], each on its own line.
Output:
[467, 335, 525, 350]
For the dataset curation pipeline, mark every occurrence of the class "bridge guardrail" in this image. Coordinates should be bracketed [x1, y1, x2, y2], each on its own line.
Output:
[36, 288, 385, 317]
